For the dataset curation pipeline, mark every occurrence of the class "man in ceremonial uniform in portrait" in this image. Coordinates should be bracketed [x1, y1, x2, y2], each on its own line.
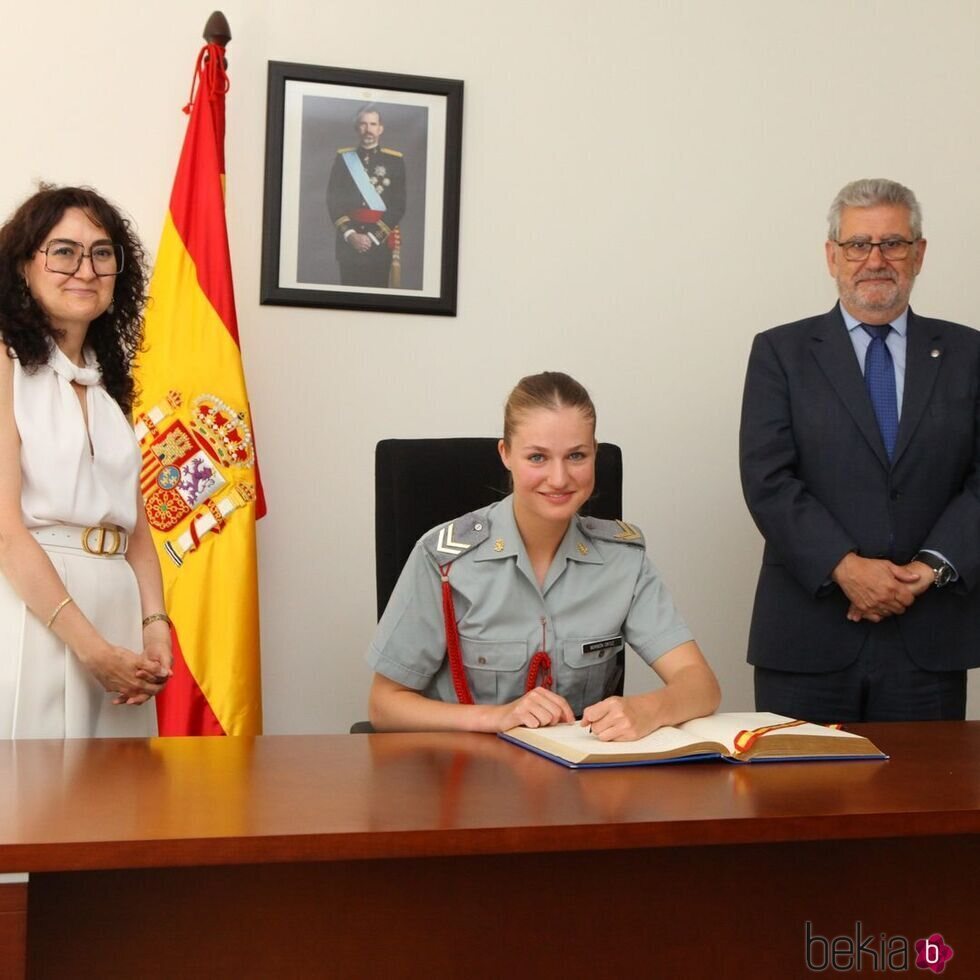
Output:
[327, 105, 406, 288]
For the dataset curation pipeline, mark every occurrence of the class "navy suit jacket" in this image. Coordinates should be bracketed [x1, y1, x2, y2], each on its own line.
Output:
[740, 304, 980, 672]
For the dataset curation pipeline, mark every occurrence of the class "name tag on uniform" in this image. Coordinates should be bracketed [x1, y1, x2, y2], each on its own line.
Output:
[582, 635, 623, 656]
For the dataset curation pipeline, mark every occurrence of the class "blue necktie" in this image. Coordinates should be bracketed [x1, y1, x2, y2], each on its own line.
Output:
[861, 323, 898, 460]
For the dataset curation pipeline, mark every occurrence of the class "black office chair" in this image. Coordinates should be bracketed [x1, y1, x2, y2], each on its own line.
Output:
[351, 438, 625, 733]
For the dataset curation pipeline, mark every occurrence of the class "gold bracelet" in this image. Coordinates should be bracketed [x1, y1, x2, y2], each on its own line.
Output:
[142, 612, 172, 629]
[45, 596, 74, 629]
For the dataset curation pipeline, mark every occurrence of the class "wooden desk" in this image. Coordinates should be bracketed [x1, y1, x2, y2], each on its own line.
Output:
[1, 723, 978, 978]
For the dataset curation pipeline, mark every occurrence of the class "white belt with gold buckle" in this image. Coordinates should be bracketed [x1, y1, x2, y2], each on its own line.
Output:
[31, 524, 129, 556]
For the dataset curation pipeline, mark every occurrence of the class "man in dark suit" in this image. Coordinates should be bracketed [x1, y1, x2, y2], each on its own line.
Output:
[326, 105, 406, 287]
[740, 178, 980, 722]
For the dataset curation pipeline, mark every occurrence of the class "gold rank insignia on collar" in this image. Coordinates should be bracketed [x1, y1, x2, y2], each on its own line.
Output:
[577, 515, 646, 547]
[577, 542, 589, 555]
[494, 539, 505, 552]
[613, 520, 641, 541]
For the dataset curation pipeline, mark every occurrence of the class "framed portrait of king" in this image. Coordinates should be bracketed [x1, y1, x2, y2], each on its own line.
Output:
[261, 61, 463, 316]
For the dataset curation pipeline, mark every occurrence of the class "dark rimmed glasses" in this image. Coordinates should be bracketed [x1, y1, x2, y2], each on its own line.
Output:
[834, 238, 919, 262]
[37, 238, 125, 277]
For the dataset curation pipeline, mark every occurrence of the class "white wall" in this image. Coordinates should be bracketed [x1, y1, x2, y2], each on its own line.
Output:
[4, 0, 979, 731]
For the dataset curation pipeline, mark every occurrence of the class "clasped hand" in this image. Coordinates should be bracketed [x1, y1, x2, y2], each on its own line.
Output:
[832, 554, 932, 623]
[79, 642, 173, 706]
[347, 232, 373, 253]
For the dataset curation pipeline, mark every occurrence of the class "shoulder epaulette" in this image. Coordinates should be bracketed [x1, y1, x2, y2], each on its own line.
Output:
[336, 146, 355, 154]
[380, 147, 403, 158]
[422, 512, 491, 561]
[577, 516, 645, 547]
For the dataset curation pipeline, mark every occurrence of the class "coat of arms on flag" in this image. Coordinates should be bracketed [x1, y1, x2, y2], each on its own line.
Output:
[136, 391, 256, 567]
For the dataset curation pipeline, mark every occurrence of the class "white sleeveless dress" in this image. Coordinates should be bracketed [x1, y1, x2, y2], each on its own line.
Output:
[0, 345, 157, 738]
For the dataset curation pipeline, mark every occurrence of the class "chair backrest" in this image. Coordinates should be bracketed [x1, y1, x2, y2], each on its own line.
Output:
[374, 437, 624, 618]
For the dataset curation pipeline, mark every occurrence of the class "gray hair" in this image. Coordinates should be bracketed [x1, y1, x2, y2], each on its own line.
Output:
[826, 178, 923, 240]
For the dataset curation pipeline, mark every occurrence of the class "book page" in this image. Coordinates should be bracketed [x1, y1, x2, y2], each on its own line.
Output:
[506, 722, 719, 762]
[678, 712, 862, 754]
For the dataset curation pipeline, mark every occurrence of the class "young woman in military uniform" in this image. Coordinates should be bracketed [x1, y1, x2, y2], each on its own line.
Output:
[367, 372, 720, 741]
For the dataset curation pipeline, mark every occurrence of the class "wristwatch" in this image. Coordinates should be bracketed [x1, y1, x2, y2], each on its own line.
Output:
[912, 551, 954, 588]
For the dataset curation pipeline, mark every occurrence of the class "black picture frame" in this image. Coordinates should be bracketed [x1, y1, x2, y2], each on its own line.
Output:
[260, 61, 463, 316]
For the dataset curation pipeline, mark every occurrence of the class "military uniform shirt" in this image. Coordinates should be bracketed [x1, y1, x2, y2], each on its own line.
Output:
[367, 496, 693, 717]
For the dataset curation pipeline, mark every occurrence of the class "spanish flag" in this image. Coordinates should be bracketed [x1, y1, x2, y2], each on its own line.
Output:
[134, 41, 264, 736]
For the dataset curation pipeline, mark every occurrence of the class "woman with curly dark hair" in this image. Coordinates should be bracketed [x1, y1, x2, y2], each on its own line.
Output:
[0, 185, 172, 738]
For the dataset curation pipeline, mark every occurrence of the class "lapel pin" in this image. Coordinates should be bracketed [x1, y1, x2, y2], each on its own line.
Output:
[930, 349, 941, 358]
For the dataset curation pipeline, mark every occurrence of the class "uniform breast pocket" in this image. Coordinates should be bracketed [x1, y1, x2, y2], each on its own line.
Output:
[560, 635, 625, 715]
[459, 637, 529, 704]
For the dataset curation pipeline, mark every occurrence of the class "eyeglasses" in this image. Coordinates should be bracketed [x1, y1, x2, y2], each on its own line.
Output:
[37, 238, 124, 277]
[834, 238, 918, 262]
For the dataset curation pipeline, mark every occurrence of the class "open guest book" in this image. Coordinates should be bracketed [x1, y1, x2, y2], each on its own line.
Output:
[499, 712, 888, 769]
